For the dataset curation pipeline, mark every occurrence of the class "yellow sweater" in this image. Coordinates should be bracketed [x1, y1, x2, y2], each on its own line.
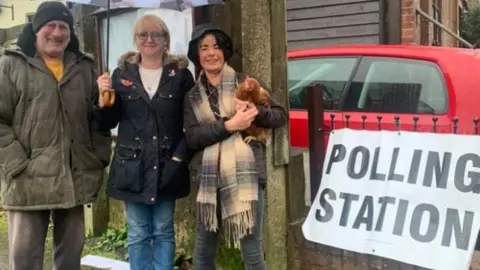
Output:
[44, 59, 64, 81]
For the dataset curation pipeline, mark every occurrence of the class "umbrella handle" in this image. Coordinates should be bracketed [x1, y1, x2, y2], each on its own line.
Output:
[100, 69, 115, 108]
[102, 90, 116, 107]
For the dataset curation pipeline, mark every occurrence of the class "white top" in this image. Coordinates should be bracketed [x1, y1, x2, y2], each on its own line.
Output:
[139, 66, 163, 99]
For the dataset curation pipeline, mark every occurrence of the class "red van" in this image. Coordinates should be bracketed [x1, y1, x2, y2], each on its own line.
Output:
[288, 45, 480, 149]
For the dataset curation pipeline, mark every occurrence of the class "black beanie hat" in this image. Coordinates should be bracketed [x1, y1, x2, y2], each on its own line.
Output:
[32, 1, 74, 33]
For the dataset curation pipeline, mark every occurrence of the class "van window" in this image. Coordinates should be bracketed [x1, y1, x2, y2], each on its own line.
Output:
[342, 57, 447, 114]
[288, 57, 358, 110]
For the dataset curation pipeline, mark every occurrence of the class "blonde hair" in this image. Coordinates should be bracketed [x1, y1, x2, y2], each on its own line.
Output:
[133, 14, 171, 52]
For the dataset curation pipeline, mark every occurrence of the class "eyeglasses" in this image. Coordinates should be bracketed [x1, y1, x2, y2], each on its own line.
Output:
[135, 31, 164, 41]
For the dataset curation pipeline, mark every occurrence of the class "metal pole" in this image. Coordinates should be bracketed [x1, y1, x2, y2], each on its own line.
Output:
[306, 83, 325, 204]
[105, 0, 110, 71]
[414, 0, 474, 48]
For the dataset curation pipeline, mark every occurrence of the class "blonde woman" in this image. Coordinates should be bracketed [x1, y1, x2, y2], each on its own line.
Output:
[96, 15, 194, 270]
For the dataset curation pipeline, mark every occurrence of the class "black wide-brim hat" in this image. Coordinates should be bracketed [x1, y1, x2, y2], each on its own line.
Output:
[187, 23, 233, 67]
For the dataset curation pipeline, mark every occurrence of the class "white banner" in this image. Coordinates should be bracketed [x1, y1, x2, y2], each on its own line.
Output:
[302, 129, 480, 270]
[67, 0, 223, 9]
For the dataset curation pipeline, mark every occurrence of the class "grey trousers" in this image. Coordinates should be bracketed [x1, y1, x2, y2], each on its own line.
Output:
[193, 188, 267, 270]
[8, 206, 85, 270]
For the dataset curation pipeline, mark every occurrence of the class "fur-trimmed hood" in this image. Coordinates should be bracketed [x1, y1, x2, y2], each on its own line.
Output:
[117, 51, 190, 69]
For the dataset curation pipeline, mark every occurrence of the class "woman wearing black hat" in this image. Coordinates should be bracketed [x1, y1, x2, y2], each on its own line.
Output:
[183, 23, 287, 269]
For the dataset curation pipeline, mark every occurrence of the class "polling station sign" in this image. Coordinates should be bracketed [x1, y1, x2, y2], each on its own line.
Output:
[302, 129, 480, 270]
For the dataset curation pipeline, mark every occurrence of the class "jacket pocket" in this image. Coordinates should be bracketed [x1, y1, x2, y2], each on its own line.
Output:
[111, 145, 145, 193]
[29, 147, 62, 178]
[157, 90, 181, 117]
[6, 159, 30, 183]
[118, 91, 145, 119]
[8, 159, 30, 178]
[159, 159, 190, 197]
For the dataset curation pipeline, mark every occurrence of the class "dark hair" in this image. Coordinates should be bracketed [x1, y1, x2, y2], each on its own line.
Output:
[196, 30, 233, 64]
[200, 31, 232, 52]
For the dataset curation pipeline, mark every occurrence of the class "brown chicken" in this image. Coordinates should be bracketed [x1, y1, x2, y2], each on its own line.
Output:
[235, 77, 271, 143]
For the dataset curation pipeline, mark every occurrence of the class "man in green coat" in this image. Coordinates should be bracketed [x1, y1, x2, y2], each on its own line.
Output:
[0, 2, 111, 269]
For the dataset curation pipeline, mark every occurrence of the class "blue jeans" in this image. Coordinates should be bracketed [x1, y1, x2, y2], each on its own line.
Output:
[193, 188, 267, 270]
[125, 199, 175, 270]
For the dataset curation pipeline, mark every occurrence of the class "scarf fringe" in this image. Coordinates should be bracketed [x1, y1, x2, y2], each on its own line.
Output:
[198, 202, 218, 232]
[198, 201, 258, 248]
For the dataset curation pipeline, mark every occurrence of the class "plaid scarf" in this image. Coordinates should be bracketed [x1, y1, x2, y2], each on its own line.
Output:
[191, 64, 258, 247]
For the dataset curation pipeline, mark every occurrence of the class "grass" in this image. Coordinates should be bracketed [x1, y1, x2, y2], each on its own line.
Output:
[218, 246, 244, 270]
[83, 226, 128, 261]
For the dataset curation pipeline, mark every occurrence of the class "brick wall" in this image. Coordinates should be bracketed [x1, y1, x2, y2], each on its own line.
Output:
[401, 0, 463, 46]
[401, 0, 416, 44]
